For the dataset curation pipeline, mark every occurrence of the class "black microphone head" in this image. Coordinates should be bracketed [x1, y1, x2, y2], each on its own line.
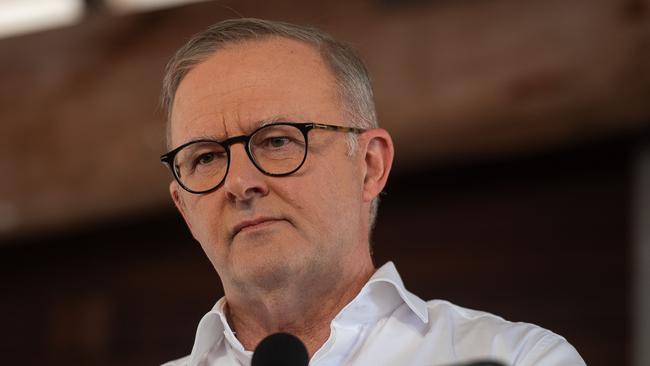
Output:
[251, 332, 309, 366]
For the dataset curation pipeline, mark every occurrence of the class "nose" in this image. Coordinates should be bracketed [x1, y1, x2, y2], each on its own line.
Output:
[222, 144, 269, 203]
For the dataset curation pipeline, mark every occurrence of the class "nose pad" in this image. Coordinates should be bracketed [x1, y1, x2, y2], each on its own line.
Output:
[222, 144, 268, 202]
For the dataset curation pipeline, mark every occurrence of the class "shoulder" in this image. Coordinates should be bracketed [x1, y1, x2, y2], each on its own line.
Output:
[161, 355, 190, 366]
[423, 300, 586, 365]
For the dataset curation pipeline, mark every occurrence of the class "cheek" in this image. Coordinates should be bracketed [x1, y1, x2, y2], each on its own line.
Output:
[296, 161, 362, 229]
[184, 197, 227, 254]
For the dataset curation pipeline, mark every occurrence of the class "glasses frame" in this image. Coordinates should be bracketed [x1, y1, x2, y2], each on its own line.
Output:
[161, 122, 365, 194]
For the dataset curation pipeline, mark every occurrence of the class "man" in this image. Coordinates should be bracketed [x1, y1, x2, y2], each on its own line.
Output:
[160, 18, 585, 366]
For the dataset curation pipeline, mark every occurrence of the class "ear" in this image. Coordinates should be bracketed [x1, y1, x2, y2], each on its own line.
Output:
[359, 128, 394, 203]
[169, 181, 193, 231]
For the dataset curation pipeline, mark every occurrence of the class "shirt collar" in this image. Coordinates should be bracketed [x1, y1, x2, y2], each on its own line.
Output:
[187, 261, 428, 364]
[334, 261, 429, 325]
[187, 297, 230, 365]
[372, 261, 429, 323]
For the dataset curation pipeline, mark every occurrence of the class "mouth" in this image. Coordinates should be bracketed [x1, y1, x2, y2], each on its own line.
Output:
[232, 217, 285, 237]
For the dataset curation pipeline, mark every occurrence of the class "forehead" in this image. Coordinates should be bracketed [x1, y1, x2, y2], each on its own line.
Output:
[169, 37, 343, 146]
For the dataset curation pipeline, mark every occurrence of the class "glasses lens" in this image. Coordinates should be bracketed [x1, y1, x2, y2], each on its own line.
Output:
[250, 124, 306, 175]
[174, 141, 228, 192]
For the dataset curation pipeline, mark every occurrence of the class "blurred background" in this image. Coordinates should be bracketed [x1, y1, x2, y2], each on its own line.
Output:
[1, 0, 649, 365]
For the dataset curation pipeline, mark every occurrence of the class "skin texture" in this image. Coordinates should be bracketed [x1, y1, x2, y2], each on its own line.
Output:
[168, 36, 394, 357]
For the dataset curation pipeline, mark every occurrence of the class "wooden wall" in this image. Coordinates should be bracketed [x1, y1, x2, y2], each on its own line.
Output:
[1, 0, 647, 365]
[1, 0, 648, 239]
[0, 133, 637, 365]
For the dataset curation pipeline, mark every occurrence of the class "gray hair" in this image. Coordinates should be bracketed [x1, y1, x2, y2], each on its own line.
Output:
[161, 18, 381, 231]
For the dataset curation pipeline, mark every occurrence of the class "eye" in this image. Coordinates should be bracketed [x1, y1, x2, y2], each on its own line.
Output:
[197, 152, 216, 164]
[192, 151, 226, 168]
[266, 136, 290, 148]
[251, 125, 305, 152]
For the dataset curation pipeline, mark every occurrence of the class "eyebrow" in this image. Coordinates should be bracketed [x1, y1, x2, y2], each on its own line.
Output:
[258, 116, 295, 127]
[182, 116, 301, 144]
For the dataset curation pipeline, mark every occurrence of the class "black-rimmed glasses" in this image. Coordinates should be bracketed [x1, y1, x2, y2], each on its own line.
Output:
[160, 122, 365, 194]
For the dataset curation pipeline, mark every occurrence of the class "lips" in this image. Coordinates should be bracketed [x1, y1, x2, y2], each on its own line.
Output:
[232, 217, 283, 237]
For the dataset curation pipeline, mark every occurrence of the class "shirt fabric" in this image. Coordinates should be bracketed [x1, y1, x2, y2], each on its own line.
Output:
[163, 262, 585, 366]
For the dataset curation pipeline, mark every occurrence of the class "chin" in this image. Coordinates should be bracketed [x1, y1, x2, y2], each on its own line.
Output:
[234, 246, 322, 290]
[230, 256, 296, 291]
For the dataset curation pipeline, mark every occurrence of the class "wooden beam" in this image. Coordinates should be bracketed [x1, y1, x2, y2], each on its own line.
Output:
[1, 0, 648, 240]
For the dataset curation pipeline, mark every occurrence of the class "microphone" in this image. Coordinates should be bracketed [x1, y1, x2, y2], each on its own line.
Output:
[251, 332, 309, 366]
[250, 332, 506, 366]
[441, 361, 505, 366]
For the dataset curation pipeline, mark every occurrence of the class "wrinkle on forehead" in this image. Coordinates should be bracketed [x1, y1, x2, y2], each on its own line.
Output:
[220, 115, 228, 139]
[177, 115, 305, 145]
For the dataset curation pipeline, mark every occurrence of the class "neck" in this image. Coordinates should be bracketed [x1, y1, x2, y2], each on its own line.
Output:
[224, 252, 375, 357]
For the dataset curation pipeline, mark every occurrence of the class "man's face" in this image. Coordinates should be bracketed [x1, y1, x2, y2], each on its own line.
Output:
[169, 37, 371, 292]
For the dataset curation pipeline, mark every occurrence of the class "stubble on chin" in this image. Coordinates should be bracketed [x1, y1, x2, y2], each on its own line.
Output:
[242, 262, 294, 292]
[227, 247, 343, 299]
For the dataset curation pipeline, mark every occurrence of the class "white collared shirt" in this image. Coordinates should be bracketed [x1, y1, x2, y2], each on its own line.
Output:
[163, 262, 585, 366]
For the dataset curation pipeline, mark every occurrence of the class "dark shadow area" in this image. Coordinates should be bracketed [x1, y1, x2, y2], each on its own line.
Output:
[1, 131, 639, 365]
